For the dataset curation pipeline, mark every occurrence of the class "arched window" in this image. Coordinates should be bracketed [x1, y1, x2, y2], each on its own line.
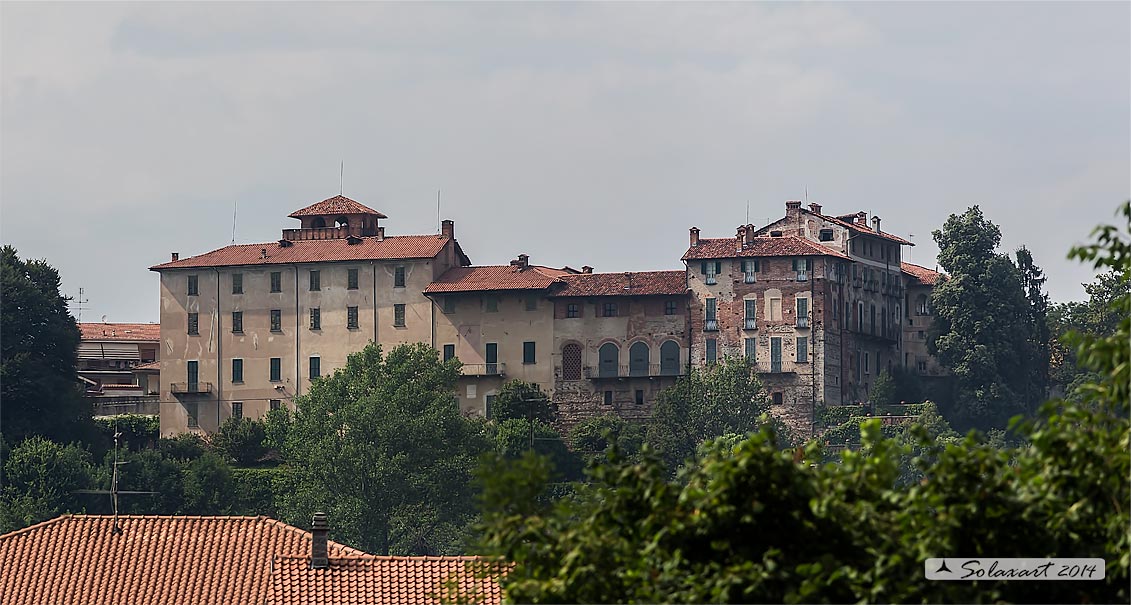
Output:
[629, 342, 649, 377]
[599, 343, 619, 378]
[311, 217, 326, 228]
[336, 216, 349, 228]
[561, 343, 582, 381]
[916, 294, 929, 315]
[660, 341, 680, 376]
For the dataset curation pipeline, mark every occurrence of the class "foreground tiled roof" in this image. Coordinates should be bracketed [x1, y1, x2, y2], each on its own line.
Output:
[550, 270, 687, 297]
[0, 515, 366, 605]
[682, 235, 848, 261]
[265, 555, 504, 605]
[901, 261, 944, 286]
[79, 323, 161, 342]
[288, 195, 387, 218]
[425, 265, 575, 293]
[134, 360, 161, 371]
[150, 235, 457, 270]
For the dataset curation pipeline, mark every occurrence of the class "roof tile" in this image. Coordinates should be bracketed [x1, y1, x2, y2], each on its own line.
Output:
[682, 235, 848, 261]
[550, 270, 687, 297]
[79, 323, 161, 342]
[150, 235, 454, 270]
[901, 261, 944, 286]
[424, 265, 574, 294]
[288, 195, 387, 218]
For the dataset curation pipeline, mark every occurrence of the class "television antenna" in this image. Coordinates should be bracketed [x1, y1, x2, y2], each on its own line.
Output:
[71, 287, 90, 322]
[74, 429, 158, 535]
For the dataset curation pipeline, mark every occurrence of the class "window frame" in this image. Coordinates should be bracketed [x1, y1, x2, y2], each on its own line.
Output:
[231, 402, 243, 421]
[523, 341, 536, 364]
[602, 302, 618, 317]
[394, 266, 406, 288]
[566, 303, 580, 318]
[706, 338, 717, 365]
[347, 306, 359, 329]
[309, 356, 320, 379]
[664, 300, 677, 316]
[231, 311, 243, 333]
[744, 298, 757, 330]
[443, 297, 456, 314]
[393, 303, 406, 327]
[797, 336, 808, 363]
[270, 272, 282, 293]
[232, 273, 243, 295]
[270, 309, 282, 332]
[310, 307, 321, 330]
[186, 401, 199, 428]
[347, 268, 359, 290]
[443, 344, 456, 363]
[269, 357, 282, 382]
[231, 358, 243, 383]
[187, 312, 199, 336]
[309, 270, 321, 292]
[188, 275, 199, 296]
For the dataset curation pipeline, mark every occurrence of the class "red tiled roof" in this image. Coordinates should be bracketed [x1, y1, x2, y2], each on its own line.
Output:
[135, 361, 160, 371]
[424, 265, 574, 294]
[550, 270, 687, 297]
[682, 235, 848, 261]
[818, 212, 914, 245]
[0, 515, 367, 605]
[265, 555, 504, 605]
[150, 235, 456, 270]
[79, 323, 160, 342]
[289, 195, 387, 218]
[901, 262, 944, 286]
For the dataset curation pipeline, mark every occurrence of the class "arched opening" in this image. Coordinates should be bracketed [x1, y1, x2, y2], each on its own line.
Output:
[915, 294, 930, 315]
[629, 342, 649, 377]
[561, 343, 582, 381]
[660, 341, 680, 376]
[336, 216, 349, 228]
[311, 217, 326, 228]
[599, 343, 619, 378]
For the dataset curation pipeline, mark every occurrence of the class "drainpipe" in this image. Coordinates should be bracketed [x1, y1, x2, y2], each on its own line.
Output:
[295, 265, 301, 398]
[371, 261, 378, 344]
[214, 268, 223, 428]
[810, 260, 817, 436]
[684, 262, 693, 377]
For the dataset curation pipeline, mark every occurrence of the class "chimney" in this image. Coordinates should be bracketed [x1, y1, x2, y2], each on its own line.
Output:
[311, 512, 329, 569]
[510, 254, 530, 270]
[871, 216, 881, 234]
[581, 266, 593, 274]
[855, 211, 867, 226]
[808, 202, 822, 214]
[260, 248, 268, 260]
[785, 200, 803, 219]
[441, 219, 454, 239]
[689, 227, 700, 247]
[736, 226, 747, 251]
[171, 252, 179, 262]
[377, 226, 385, 241]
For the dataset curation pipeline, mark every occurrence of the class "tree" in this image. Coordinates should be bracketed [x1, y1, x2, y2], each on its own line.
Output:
[0, 246, 93, 444]
[569, 414, 647, 466]
[278, 343, 490, 555]
[1048, 270, 1129, 399]
[0, 437, 95, 532]
[113, 448, 187, 515]
[209, 417, 268, 466]
[489, 380, 555, 423]
[869, 369, 897, 406]
[1016, 246, 1051, 407]
[645, 357, 774, 471]
[493, 418, 581, 482]
[182, 451, 234, 514]
[929, 206, 1034, 430]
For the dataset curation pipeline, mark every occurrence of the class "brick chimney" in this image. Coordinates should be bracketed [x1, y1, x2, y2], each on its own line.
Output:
[871, 216, 881, 234]
[171, 252, 179, 262]
[855, 211, 868, 226]
[581, 266, 593, 274]
[736, 226, 747, 251]
[808, 202, 822, 214]
[786, 200, 803, 219]
[441, 219, 454, 239]
[689, 227, 700, 247]
[510, 254, 530, 270]
[376, 226, 385, 241]
[311, 512, 329, 569]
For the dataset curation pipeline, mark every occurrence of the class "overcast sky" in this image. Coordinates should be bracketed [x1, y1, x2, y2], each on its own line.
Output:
[2, 2, 1128, 324]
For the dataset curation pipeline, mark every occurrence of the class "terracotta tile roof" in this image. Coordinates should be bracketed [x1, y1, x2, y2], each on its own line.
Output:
[425, 265, 574, 294]
[901, 261, 944, 286]
[0, 515, 366, 605]
[288, 195, 387, 218]
[79, 323, 160, 342]
[150, 235, 458, 270]
[549, 270, 687, 297]
[135, 361, 161, 371]
[265, 555, 504, 605]
[682, 235, 848, 261]
[818, 212, 914, 245]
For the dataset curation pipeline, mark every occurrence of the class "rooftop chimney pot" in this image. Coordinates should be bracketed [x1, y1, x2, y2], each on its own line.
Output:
[582, 266, 593, 274]
[441, 219, 454, 239]
[689, 227, 700, 247]
[311, 512, 329, 569]
[171, 252, 179, 262]
[377, 226, 385, 241]
[808, 203, 822, 214]
[871, 216, 881, 234]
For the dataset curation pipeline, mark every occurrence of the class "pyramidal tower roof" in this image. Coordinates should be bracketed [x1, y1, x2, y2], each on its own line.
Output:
[288, 195, 387, 219]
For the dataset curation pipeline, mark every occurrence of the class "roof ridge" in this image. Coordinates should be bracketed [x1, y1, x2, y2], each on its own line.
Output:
[0, 514, 72, 539]
[258, 517, 370, 556]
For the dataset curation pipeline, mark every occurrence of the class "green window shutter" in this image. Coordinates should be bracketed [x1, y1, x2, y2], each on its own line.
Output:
[792, 258, 798, 271]
[805, 258, 812, 270]
[715, 261, 722, 274]
[701, 261, 708, 274]
[754, 259, 760, 272]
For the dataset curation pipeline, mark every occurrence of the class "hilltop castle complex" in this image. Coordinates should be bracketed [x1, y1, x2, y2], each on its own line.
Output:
[151, 196, 942, 437]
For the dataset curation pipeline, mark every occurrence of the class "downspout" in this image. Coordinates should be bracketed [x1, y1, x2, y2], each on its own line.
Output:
[810, 258, 817, 436]
[684, 262, 693, 376]
[371, 261, 378, 344]
[214, 268, 223, 428]
[295, 265, 301, 398]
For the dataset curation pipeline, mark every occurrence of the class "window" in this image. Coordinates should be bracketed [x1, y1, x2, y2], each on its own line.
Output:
[309, 357, 320, 379]
[186, 402, 198, 428]
[635, 389, 644, 405]
[393, 304, 406, 327]
[486, 343, 498, 374]
[443, 344, 456, 363]
[706, 338, 717, 365]
[525, 296, 538, 311]
[443, 297, 456, 314]
[523, 341, 536, 364]
[231, 311, 243, 333]
[187, 313, 199, 335]
[348, 268, 359, 290]
[310, 307, 321, 330]
[270, 309, 282, 332]
[347, 306, 359, 329]
[797, 337, 808, 363]
[232, 273, 243, 294]
[270, 358, 281, 382]
[188, 275, 198, 296]
[603, 390, 613, 405]
[742, 259, 759, 283]
[629, 342, 649, 377]
[772, 392, 783, 406]
[745, 337, 757, 362]
[270, 399, 281, 411]
[796, 297, 809, 328]
[309, 270, 321, 291]
[394, 266, 406, 288]
[864, 352, 871, 374]
[562, 343, 583, 380]
[187, 360, 198, 390]
[744, 298, 757, 330]
[485, 395, 497, 418]
[485, 297, 498, 313]
[917, 359, 928, 373]
[819, 228, 834, 241]
[664, 300, 677, 315]
[599, 343, 619, 377]
[770, 337, 782, 373]
[704, 298, 718, 331]
[232, 402, 243, 421]
[870, 304, 876, 335]
[231, 358, 243, 383]
[916, 295, 930, 315]
[270, 272, 282, 293]
[702, 261, 721, 285]
[769, 296, 783, 321]
[566, 303, 579, 318]
[793, 258, 812, 281]
[858, 303, 864, 333]
[660, 341, 680, 375]
[603, 302, 618, 317]
[918, 330, 926, 340]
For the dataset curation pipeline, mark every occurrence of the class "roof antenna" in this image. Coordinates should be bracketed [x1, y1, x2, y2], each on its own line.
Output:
[72, 424, 158, 535]
[746, 200, 750, 225]
[340, 161, 344, 195]
[804, 185, 808, 203]
[437, 188, 441, 233]
[908, 234, 915, 263]
[70, 287, 90, 322]
[231, 200, 237, 244]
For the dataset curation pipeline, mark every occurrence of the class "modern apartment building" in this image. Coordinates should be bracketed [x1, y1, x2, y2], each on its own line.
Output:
[151, 195, 940, 437]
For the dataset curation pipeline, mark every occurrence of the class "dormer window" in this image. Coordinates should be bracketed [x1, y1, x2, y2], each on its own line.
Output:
[819, 228, 834, 241]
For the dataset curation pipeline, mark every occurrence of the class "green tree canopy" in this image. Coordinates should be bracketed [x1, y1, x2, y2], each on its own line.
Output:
[0, 437, 95, 532]
[278, 343, 490, 555]
[489, 380, 555, 423]
[209, 417, 268, 466]
[1, 246, 92, 444]
[569, 414, 647, 466]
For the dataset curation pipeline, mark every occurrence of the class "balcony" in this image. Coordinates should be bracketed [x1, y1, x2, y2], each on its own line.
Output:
[282, 226, 351, 241]
[705, 275, 718, 285]
[461, 363, 506, 377]
[744, 319, 756, 330]
[705, 319, 719, 331]
[796, 317, 810, 328]
[170, 382, 212, 395]
[583, 364, 684, 379]
[795, 271, 808, 282]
